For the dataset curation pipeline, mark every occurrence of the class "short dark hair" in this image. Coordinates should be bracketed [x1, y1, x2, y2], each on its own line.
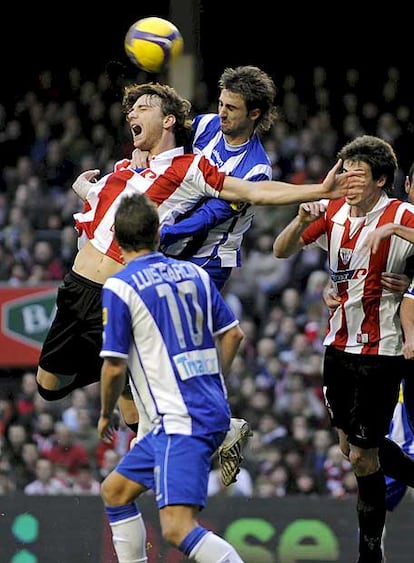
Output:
[114, 194, 159, 252]
[337, 135, 398, 195]
[122, 82, 193, 148]
[219, 65, 278, 136]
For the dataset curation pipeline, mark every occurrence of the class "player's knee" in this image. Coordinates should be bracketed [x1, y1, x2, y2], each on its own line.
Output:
[100, 477, 113, 504]
[338, 443, 350, 460]
[100, 476, 127, 506]
[36, 382, 70, 401]
[349, 449, 378, 475]
[36, 369, 76, 392]
[101, 474, 137, 506]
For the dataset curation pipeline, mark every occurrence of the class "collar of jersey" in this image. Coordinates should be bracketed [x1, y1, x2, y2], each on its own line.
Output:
[331, 192, 396, 226]
[149, 147, 185, 162]
[223, 137, 250, 151]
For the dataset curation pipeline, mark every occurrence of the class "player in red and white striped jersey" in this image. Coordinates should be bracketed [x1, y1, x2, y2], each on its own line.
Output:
[323, 163, 414, 562]
[273, 135, 414, 563]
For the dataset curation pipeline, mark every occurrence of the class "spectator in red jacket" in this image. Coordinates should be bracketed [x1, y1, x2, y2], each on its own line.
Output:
[45, 422, 89, 476]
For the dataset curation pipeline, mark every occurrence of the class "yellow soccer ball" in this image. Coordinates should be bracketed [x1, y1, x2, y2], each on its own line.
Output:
[124, 16, 184, 73]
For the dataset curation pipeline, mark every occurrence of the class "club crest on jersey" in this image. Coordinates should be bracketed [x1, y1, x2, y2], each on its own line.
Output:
[339, 248, 352, 265]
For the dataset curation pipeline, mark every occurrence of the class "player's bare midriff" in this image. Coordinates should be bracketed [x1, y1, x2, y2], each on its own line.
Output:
[72, 240, 123, 285]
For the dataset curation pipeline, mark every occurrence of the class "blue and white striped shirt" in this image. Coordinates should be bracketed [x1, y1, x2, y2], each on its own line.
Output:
[100, 251, 238, 436]
[160, 114, 272, 267]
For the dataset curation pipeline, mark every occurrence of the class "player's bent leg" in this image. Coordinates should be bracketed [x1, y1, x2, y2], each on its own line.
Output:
[218, 417, 253, 486]
[106, 505, 148, 563]
[160, 505, 245, 562]
[36, 367, 77, 401]
[180, 525, 245, 562]
[36, 367, 76, 390]
[102, 471, 149, 563]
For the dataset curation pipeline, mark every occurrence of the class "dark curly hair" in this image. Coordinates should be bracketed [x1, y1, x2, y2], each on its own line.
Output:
[219, 65, 278, 136]
[122, 82, 193, 148]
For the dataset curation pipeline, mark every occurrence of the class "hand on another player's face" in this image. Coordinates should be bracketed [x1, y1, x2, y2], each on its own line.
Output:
[131, 148, 149, 169]
[381, 272, 410, 295]
[321, 159, 365, 200]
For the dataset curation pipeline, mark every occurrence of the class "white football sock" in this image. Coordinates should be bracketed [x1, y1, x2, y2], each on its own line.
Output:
[110, 513, 148, 562]
[189, 531, 244, 562]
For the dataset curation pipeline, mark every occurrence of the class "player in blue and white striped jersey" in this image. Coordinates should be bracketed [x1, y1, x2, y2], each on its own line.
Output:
[98, 193, 245, 562]
[127, 67, 277, 484]
[384, 384, 414, 511]
[159, 65, 278, 290]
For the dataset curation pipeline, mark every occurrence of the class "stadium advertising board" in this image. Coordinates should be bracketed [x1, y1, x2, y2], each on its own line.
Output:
[0, 285, 57, 367]
[1, 495, 413, 562]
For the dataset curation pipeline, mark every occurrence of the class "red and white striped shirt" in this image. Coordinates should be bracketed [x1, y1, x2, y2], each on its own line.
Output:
[302, 193, 414, 355]
[73, 148, 225, 264]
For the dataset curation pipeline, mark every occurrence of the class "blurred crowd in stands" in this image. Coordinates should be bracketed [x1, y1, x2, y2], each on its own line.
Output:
[0, 64, 413, 498]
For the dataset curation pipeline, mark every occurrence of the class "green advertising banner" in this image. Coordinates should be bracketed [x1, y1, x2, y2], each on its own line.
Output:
[0, 494, 413, 562]
[0, 285, 57, 367]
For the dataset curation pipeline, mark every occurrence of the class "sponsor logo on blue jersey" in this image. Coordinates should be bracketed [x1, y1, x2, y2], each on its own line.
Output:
[174, 348, 219, 380]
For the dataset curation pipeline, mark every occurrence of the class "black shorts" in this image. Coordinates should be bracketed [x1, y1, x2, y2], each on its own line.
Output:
[322, 346, 403, 449]
[38, 270, 103, 387]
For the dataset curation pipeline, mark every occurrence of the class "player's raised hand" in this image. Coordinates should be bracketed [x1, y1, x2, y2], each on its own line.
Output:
[131, 148, 149, 169]
[72, 169, 100, 200]
[297, 201, 326, 223]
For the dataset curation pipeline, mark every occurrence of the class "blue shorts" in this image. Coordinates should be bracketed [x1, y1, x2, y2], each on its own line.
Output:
[402, 375, 414, 434]
[188, 256, 232, 291]
[385, 476, 407, 511]
[116, 426, 226, 509]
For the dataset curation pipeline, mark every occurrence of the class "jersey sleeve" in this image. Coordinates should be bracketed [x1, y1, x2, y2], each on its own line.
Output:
[301, 215, 329, 249]
[160, 198, 240, 247]
[192, 154, 226, 197]
[100, 280, 132, 359]
[404, 277, 414, 300]
[113, 158, 132, 172]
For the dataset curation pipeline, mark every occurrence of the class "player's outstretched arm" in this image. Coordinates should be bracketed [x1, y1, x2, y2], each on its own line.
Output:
[220, 159, 364, 206]
[160, 198, 239, 248]
[363, 223, 414, 254]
